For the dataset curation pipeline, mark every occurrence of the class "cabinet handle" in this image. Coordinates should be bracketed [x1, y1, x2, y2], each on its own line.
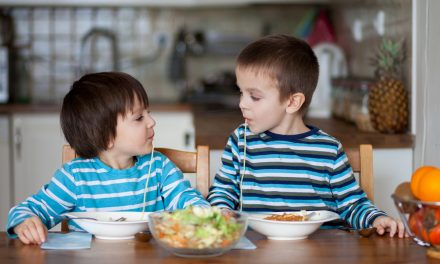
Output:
[184, 132, 191, 148]
[14, 125, 22, 160]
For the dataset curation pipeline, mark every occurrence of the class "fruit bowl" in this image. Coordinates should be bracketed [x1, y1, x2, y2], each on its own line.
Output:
[392, 194, 440, 258]
[148, 207, 248, 258]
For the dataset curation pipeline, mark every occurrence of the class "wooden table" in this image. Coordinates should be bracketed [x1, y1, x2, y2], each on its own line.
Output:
[1, 230, 437, 264]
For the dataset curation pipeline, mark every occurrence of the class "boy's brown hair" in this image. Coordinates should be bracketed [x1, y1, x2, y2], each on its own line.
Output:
[236, 34, 319, 113]
[60, 72, 149, 158]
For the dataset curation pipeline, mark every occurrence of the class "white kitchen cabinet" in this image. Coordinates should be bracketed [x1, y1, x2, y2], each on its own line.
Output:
[374, 148, 413, 219]
[0, 115, 11, 231]
[151, 111, 195, 151]
[209, 148, 413, 219]
[11, 113, 67, 205]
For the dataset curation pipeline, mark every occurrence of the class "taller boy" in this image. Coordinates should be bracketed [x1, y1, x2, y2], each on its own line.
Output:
[207, 34, 405, 237]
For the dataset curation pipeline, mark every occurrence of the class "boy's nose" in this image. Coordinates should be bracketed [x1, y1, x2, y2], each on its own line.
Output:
[147, 115, 156, 128]
[239, 97, 246, 110]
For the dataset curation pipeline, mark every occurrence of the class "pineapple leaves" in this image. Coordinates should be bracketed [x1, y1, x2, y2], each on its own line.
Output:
[370, 38, 406, 78]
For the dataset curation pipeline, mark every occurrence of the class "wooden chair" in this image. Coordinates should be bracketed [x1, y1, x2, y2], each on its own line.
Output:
[60, 144, 210, 231]
[345, 144, 374, 202]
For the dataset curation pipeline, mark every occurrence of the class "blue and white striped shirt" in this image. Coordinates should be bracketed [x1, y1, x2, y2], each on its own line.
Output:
[7, 151, 209, 236]
[207, 124, 386, 228]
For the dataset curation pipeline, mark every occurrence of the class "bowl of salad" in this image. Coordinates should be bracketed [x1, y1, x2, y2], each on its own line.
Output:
[148, 207, 248, 258]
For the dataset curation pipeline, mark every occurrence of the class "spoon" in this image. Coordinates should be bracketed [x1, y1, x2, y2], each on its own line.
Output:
[306, 212, 317, 219]
[61, 216, 98, 221]
[60, 216, 127, 222]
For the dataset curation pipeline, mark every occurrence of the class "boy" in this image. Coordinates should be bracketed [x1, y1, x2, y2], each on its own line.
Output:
[7, 72, 209, 244]
[207, 35, 405, 238]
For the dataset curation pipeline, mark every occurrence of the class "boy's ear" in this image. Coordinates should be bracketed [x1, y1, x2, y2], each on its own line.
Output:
[107, 139, 114, 150]
[286, 92, 305, 114]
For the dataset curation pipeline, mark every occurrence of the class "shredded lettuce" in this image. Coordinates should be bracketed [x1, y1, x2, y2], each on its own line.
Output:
[152, 206, 243, 249]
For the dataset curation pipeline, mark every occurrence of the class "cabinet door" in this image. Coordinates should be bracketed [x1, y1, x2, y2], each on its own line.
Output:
[151, 111, 195, 151]
[12, 113, 67, 204]
[0, 115, 11, 231]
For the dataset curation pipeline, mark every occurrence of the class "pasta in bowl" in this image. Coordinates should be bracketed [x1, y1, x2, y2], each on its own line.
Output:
[248, 210, 339, 240]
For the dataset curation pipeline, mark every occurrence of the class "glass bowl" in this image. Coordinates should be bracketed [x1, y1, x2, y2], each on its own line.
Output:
[148, 207, 248, 258]
[392, 194, 440, 258]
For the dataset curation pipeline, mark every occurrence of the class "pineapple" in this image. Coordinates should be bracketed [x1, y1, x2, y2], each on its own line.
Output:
[368, 39, 409, 133]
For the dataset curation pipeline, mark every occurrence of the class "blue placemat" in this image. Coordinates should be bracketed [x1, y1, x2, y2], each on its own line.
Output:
[233, 236, 257, 250]
[41, 232, 92, 250]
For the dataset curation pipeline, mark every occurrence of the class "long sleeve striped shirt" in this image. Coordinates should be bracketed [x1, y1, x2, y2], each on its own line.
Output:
[207, 124, 386, 229]
[7, 151, 209, 236]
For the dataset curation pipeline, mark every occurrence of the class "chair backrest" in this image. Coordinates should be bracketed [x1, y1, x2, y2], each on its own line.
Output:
[155, 146, 210, 198]
[345, 144, 374, 202]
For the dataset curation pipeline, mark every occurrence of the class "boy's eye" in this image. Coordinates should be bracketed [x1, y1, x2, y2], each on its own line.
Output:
[135, 115, 144, 121]
[251, 96, 260, 101]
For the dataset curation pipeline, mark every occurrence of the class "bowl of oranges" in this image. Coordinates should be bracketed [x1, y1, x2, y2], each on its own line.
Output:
[392, 166, 440, 259]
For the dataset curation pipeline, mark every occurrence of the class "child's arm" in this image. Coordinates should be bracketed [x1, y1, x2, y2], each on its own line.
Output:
[330, 144, 387, 229]
[7, 165, 77, 238]
[158, 154, 210, 210]
[207, 130, 243, 210]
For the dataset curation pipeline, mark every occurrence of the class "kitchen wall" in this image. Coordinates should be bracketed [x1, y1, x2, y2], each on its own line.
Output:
[4, 4, 320, 105]
[4, 2, 412, 107]
[413, 0, 440, 168]
[330, 0, 411, 79]
[328, 0, 412, 128]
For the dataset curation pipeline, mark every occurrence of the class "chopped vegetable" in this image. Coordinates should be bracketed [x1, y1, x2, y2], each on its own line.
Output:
[152, 207, 243, 249]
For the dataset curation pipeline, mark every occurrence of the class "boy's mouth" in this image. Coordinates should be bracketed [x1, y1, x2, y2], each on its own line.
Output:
[147, 131, 155, 140]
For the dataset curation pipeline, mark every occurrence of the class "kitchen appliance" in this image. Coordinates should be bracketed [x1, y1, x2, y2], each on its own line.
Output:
[186, 71, 240, 110]
[0, 11, 14, 103]
[308, 43, 347, 118]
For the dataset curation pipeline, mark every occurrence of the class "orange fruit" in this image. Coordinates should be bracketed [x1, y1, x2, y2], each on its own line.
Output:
[417, 169, 440, 202]
[409, 209, 429, 241]
[410, 166, 437, 199]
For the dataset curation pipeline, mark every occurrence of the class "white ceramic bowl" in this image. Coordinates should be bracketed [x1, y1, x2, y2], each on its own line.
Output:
[248, 210, 339, 240]
[64, 211, 150, 240]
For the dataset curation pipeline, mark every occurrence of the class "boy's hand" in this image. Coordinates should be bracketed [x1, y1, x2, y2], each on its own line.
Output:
[13, 216, 48, 245]
[372, 215, 406, 238]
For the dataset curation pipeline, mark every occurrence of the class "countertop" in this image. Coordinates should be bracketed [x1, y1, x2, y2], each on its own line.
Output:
[0, 103, 414, 150]
[192, 106, 414, 150]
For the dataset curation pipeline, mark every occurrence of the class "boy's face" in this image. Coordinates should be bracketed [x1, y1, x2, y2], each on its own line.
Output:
[111, 96, 156, 157]
[236, 67, 291, 134]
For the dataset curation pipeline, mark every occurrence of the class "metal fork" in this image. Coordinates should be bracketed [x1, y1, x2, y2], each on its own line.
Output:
[61, 216, 98, 221]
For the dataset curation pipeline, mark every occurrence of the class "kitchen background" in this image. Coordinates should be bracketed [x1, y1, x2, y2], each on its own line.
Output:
[1, 0, 411, 106]
[0, 0, 420, 230]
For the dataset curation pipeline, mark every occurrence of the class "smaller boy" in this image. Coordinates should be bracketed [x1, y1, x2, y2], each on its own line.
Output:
[207, 34, 405, 237]
[7, 72, 209, 244]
